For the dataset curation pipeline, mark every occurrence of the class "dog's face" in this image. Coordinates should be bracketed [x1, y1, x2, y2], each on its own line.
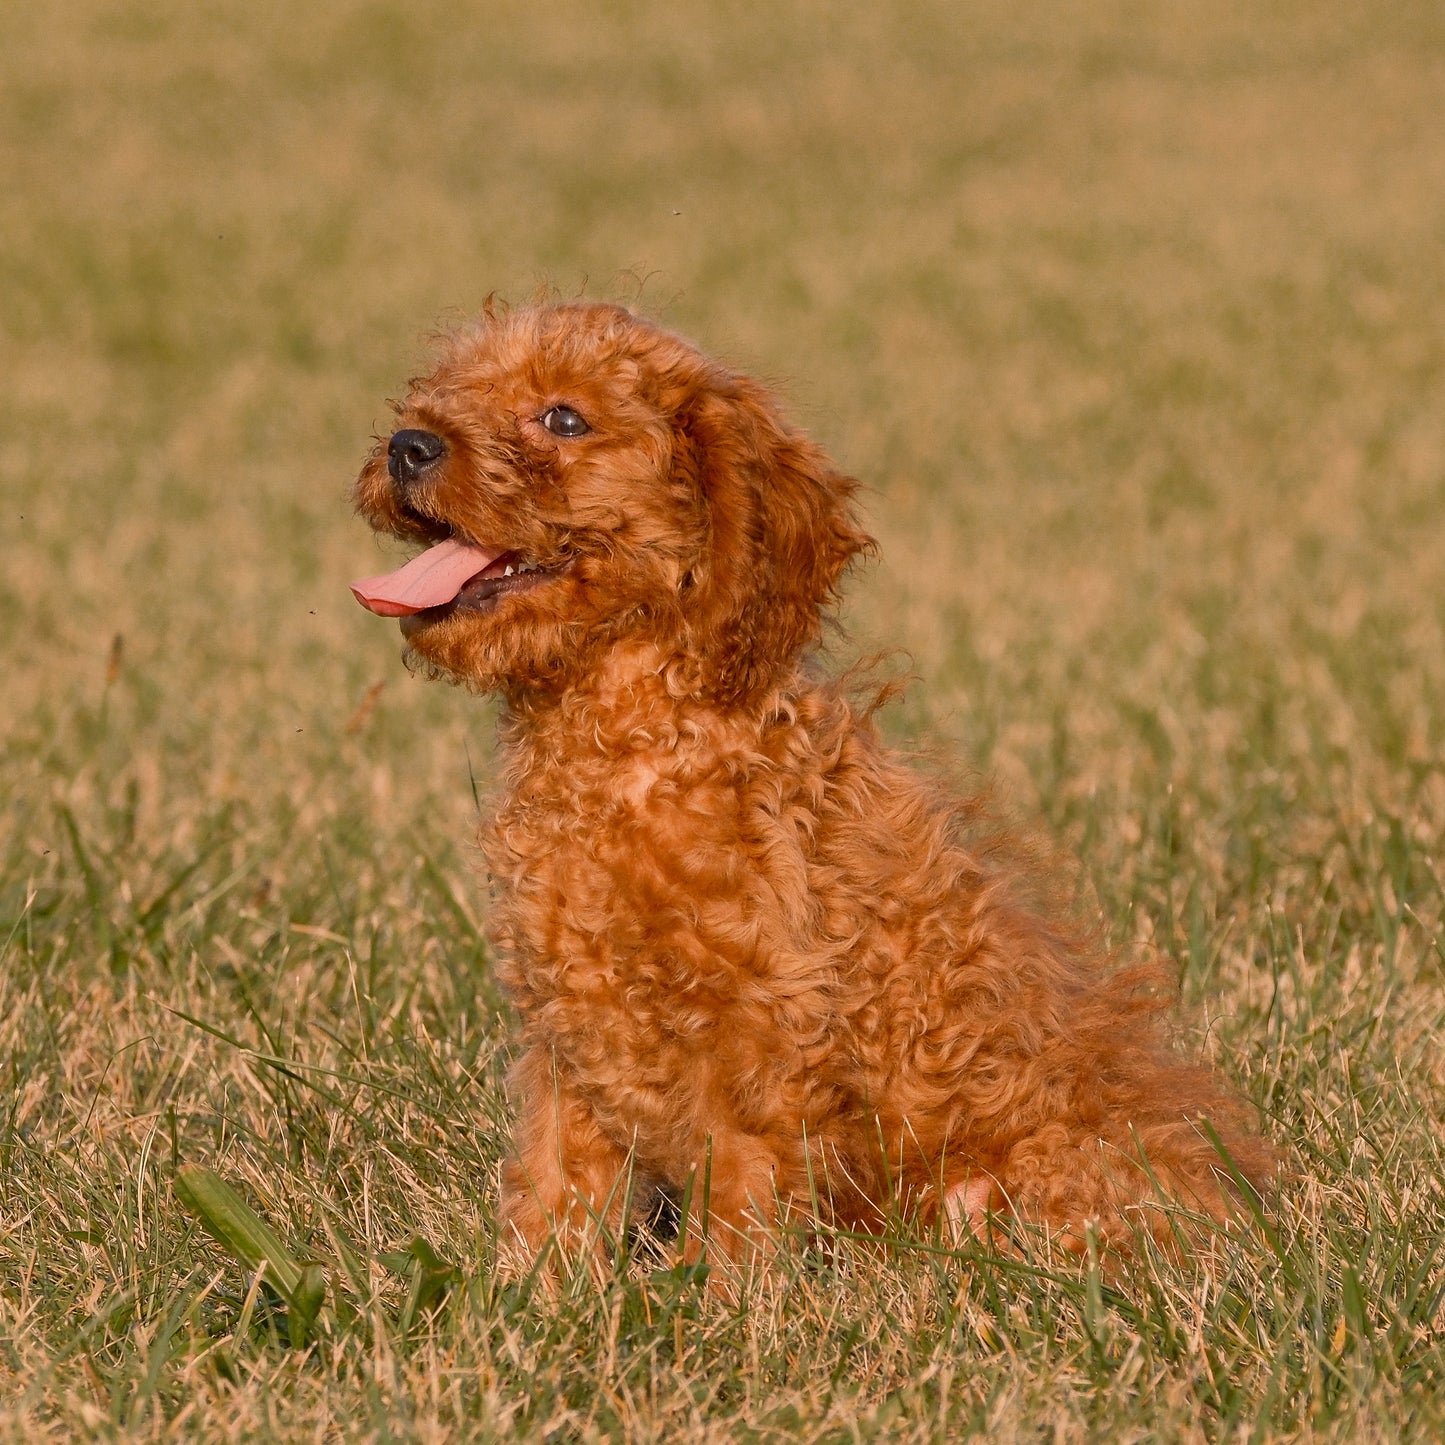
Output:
[353, 302, 870, 702]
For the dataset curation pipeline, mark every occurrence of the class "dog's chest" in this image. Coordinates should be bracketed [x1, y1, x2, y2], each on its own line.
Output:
[482, 749, 847, 1055]
[484, 759, 739, 987]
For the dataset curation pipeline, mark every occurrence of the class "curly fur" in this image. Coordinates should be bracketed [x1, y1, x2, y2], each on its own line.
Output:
[353, 299, 1273, 1270]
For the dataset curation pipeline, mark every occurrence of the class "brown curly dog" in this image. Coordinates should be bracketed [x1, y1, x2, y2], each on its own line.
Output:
[352, 299, 1271, 1273]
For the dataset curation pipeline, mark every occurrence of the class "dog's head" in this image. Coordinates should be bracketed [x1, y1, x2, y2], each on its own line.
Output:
[352, 301, 871, 703]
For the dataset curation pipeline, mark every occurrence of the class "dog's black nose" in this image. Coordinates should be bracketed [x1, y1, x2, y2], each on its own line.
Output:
[387, 429, 447, 485]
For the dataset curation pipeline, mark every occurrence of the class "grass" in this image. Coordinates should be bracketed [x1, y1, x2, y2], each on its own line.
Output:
[2, 0, 1444, 1438]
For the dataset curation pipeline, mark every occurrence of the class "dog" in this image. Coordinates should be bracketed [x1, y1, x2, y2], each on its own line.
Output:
[351, 299, 1272, 1272]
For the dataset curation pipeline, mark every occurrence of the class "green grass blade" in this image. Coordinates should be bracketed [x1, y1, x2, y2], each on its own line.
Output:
[174, 1165, 307, 1305]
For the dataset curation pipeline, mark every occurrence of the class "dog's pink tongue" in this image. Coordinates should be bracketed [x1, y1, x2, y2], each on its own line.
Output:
[351, 537, 501, 617]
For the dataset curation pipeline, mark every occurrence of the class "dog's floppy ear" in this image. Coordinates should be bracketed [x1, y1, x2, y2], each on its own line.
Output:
[675, 370, 873, 703]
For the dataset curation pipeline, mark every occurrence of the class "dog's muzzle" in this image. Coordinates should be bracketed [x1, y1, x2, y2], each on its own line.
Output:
[388, 429, 448, 486]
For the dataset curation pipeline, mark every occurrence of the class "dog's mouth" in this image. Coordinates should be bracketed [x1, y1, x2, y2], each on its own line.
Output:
[351, 535, 566, 629]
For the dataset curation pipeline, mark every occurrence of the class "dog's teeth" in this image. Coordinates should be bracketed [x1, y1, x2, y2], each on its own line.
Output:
[503, 564, 515, 576]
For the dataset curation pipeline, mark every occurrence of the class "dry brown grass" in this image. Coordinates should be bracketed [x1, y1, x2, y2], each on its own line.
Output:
[2, 0, 1444, 1439]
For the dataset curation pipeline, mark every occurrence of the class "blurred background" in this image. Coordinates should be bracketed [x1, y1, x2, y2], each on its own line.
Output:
[5, 1, 1444, 826]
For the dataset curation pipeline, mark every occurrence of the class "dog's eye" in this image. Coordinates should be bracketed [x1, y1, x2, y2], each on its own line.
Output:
[540, 405, 591, 438]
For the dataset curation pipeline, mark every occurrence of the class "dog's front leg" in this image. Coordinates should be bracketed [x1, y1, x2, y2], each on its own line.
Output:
[676, 1127, 792, 1284]
[497, 1046, 636, 1267]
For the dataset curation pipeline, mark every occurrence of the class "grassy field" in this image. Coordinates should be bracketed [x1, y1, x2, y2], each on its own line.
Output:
[3, 0, 1444, 1438]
